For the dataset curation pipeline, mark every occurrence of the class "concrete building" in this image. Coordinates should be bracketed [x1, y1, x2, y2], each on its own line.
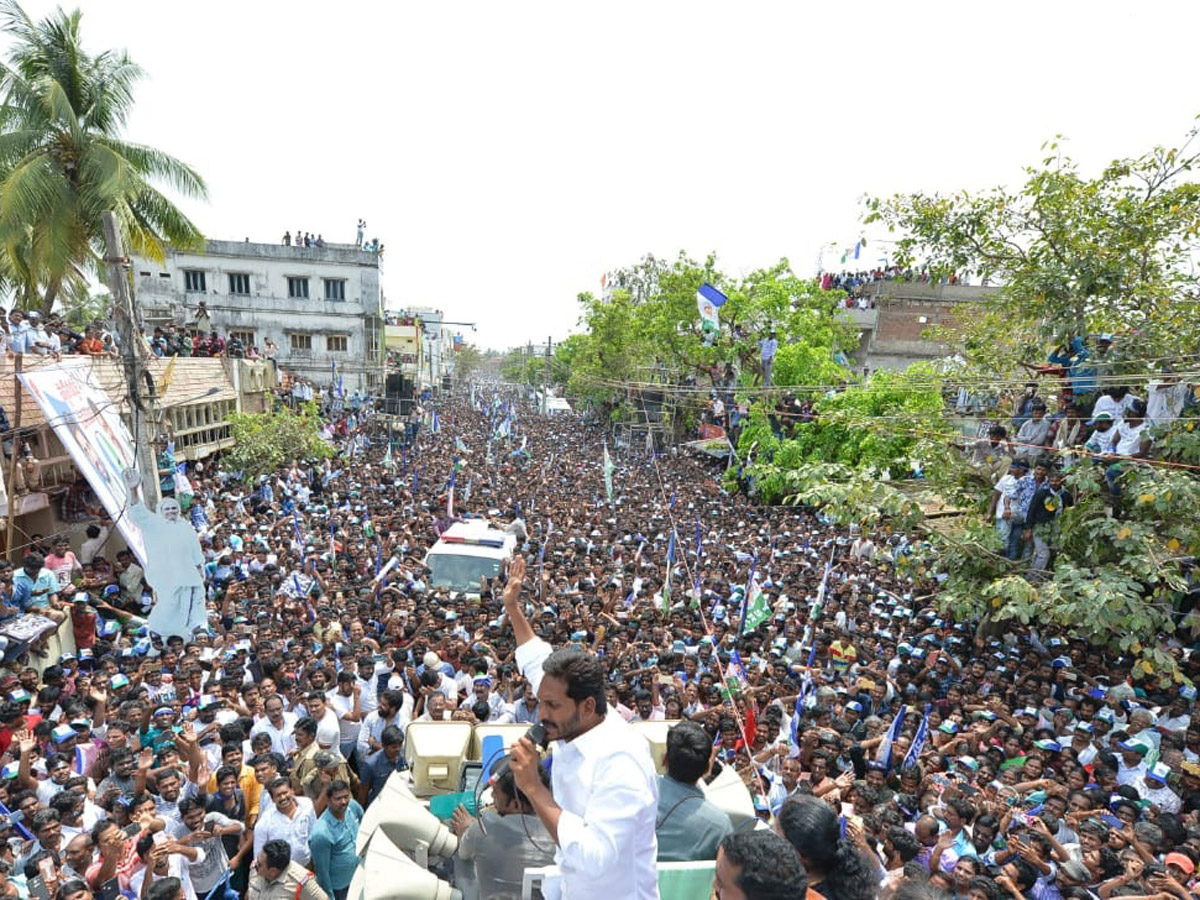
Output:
[132, 239, 385, 391]
[840, 280, 998, 371]
[403, 306, 456, 390]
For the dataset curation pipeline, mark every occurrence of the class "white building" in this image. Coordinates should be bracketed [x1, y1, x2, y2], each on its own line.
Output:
[132, 239, 385, 391]
[404, 306, 456, 390]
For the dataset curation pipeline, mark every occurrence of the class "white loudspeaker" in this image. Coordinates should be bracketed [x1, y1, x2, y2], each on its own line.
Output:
[357, 771, 418, 855]
[354, 827, 462, 900]
[357, 770, 458, 858]
[699, 761, 756, 829]
[404, 722, 474, 796]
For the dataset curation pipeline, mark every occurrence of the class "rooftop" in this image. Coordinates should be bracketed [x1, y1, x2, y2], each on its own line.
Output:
[0, 355, 239, 429]
[172, 239, 381, 267]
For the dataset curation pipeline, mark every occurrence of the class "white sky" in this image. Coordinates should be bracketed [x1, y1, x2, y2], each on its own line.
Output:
[9, 0, 1200, 350]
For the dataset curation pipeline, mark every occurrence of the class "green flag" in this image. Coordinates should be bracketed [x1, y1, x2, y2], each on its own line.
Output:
[744, 581, 771, 632]
[603, 440, 615, 503]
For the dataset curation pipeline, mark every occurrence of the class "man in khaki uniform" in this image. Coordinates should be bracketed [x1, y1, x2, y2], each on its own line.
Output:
[248, 840, 328, 900]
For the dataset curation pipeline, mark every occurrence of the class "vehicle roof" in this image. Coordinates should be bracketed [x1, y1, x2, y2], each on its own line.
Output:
[426, 521, 516, 558]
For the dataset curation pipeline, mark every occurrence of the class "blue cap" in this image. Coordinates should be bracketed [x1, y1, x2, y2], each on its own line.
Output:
[51, 724, 76, 744]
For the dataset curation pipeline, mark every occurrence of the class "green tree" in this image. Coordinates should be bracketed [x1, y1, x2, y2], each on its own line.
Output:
[736, 364, 948, 496]
[454, 343, 484, 380]
[0, 1, 207, 313]
[866, 125, 1200, 366]
[743, 123, 1200, 664]
[225, 402, 333, 481]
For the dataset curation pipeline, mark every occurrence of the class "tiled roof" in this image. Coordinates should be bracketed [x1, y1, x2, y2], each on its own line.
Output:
[0, 355, 237, 429]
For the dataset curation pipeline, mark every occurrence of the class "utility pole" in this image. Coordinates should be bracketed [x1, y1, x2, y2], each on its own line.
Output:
[5, 355, 23, 561]
[101, 211, 161, 510]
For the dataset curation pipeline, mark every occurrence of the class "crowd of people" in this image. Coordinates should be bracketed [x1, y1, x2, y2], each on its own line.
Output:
[0, 310, 118, 359]
[821, 267, 978, 295]
[281, 233, 326, 249]
[0, 377, 1197, 900]
[0, 305, 283, 368]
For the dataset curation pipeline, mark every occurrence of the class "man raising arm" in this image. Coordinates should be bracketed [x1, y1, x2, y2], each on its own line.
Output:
[503, 555, 661, 900]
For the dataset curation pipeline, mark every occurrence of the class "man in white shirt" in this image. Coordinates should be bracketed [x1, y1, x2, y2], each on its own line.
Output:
[130, 833, 203, 900]
[356, 688, 413, 765]
[325, 672, 364, 762]
[1115, 737, 1151, 786]
[253, 778, 317, 867]
[303, 691, 342, 750]
[504, 556, 660, 900]
[250, 695, 298, 755]
[353, 654, 381, 715]
[80, 523, 111, 565]
[1146, 375, 1191, 427]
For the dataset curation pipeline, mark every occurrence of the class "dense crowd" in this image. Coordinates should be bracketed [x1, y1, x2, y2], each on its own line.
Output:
[0, 307, 281, 366]
[0, 380, 1198, 900]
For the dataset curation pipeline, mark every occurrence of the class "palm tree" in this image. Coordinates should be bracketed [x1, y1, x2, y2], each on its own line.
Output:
[0, 0, 207, 314]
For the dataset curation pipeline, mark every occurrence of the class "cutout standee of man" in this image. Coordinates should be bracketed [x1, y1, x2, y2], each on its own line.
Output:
[122, 467, 207, 639]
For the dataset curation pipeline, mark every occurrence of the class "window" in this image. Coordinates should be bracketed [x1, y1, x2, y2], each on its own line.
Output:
[324, 278, 346, 301]
[184, 270, 207, 292]
[287, 277, 310, 299]
[327, 335, 348, 352]
[228, 273, 251, 295]
[289, 333, 313, 353]
[229, 329, 255, 346]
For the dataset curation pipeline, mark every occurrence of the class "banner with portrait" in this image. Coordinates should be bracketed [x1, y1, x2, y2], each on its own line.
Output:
[19, 359, 147, 562]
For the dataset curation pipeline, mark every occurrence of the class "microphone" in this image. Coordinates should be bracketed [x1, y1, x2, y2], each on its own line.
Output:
[525, 723, 548, 749]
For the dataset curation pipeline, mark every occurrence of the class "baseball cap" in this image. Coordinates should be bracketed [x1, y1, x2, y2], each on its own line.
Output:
[1166, 853, 1196, 876]
[51, 724, 76, 744]
[1146, 762, 1171, 785]
[1118, 737, 1153, 755]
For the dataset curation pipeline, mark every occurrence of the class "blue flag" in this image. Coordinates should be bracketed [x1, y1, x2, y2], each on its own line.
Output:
[790, 671, 814, 749]
[903, 704, 932, 770]
[662, 529, 677, 611]
[876, 705, 908, 771]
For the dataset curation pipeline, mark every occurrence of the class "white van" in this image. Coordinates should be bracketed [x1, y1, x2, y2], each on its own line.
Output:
[423, 521, 518, 595]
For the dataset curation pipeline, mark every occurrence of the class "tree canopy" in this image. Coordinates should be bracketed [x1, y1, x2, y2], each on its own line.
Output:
[225, 402, 333, 481]
[739, 124, 1200, 667]
[559, 252, 857, 408]
[0, 0, 207, 313]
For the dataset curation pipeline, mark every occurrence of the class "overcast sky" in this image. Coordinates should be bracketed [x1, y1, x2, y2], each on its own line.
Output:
[9, 1, 1200, 350]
